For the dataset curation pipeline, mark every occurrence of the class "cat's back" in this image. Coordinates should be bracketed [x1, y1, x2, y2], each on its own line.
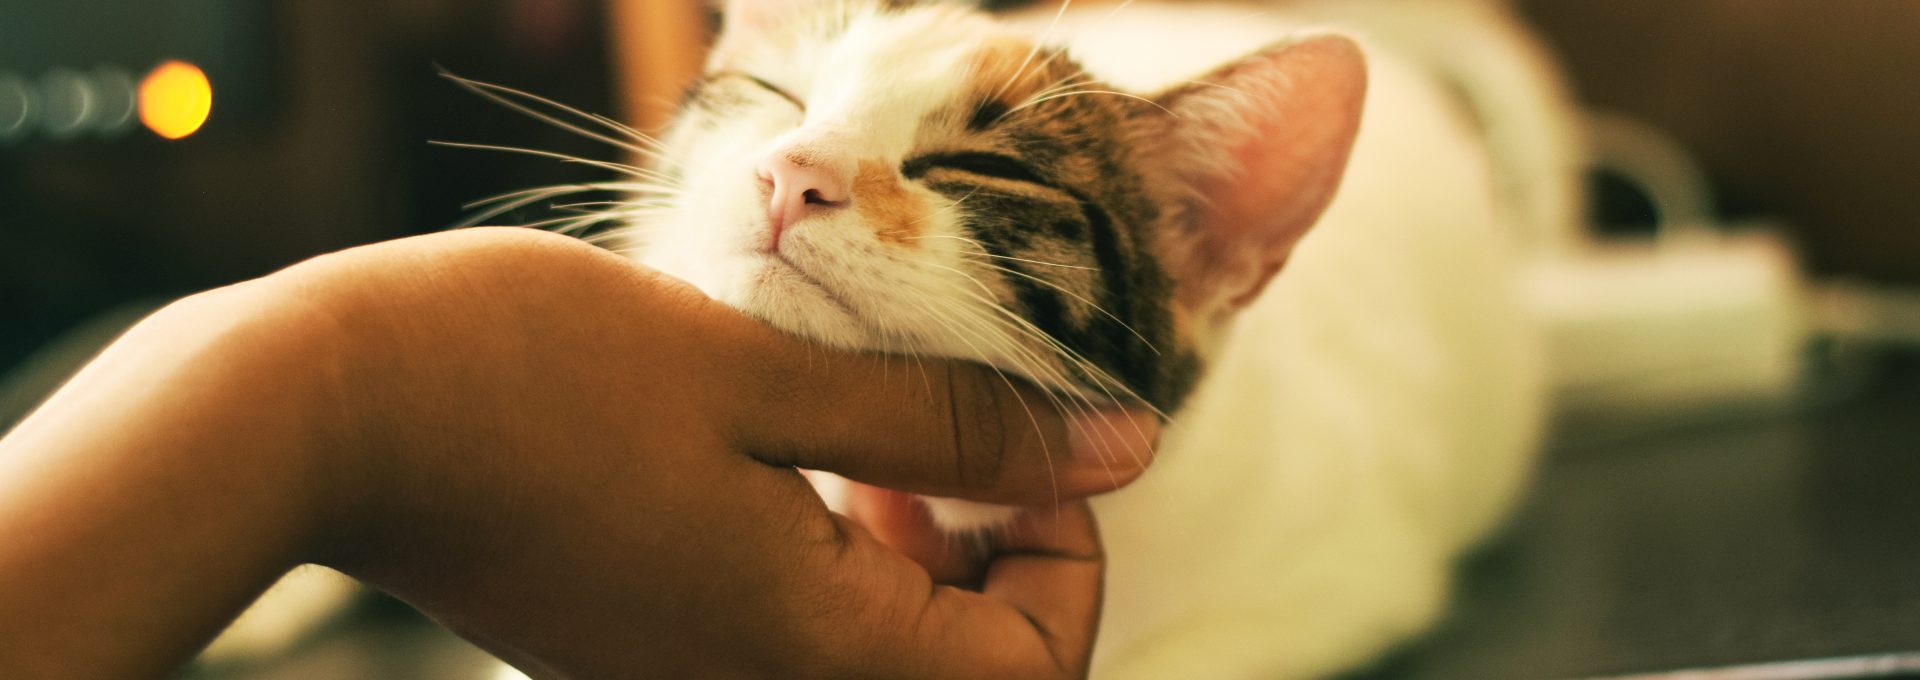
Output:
[1013, 4, 1548, 678]
[1035, 0, 1545, 546]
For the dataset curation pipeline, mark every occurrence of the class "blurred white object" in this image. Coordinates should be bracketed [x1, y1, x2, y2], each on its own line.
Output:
[1526, 232, 1807, 429]
[1292, 2, 1817, 428]
[1528, 100, 1810, 429]
[1812, 281, 1920, 346]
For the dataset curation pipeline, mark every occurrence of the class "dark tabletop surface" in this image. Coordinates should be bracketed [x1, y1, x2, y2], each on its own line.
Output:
[1375, 357, 1920, 679]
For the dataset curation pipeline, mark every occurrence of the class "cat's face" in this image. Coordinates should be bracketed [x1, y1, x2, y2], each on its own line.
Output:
[630, 0, 1365, 412]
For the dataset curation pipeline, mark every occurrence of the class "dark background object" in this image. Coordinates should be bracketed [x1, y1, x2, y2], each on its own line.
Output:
[1371, 358, 1920, 679]
[0, 0, 618, 380]
[1517, 0, 1920, 284]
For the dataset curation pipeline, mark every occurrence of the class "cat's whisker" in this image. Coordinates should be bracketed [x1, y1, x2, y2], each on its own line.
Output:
[1173, 79, 1253, 99]
[967, 252, 1098, 272]
[962, 256, 1162, 356]
[919, 291, 1111, 416]
[935, 315, 1111, 500]
[462, 182, 668, 211]
[927, 237, 1139, 347]
[933, 274, 1152, 418]
[454, 180, 677, 230]
[523, 201, 670, 232]
[988, 0, 1074, 105]
[904, 185, 986, 228]
[919, 290, 1077, 396]
[519, 211, 625, 234]
[1006, 89, 1176, 118]
[909, 235, 1100, 271]
[911, 271, 1148, 489]
[457, 186, 625, 228]
[900, 266, 1085, 415]
[994, 53, 1092, 125]
[1019, 71, 1097, 104]
[439, 69, 670, 161]
[913, 253, 1161, 418]
[960, 293, 1173, 468]
[924, 257, 1177, 428]
[549, 200, 672, 214]
[917, 295, 1122, 490]
[431, 140, 683, 185]
[912, 299, 1063, 509]
[1091, 0, 1143, 29]
[912, 233, 1146, 367]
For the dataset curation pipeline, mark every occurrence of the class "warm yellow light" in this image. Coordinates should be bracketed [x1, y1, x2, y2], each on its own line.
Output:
[138, 61, 212, 140]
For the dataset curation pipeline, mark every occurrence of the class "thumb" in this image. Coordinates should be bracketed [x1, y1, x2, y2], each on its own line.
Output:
[714, 319, 1159, 505]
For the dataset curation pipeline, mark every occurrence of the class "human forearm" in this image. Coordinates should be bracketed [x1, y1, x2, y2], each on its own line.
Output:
[0, 285, 349, 678]
[0, 229, 1156, 678]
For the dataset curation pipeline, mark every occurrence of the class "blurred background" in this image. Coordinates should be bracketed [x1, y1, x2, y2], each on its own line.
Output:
[1, 0, 1916, 678]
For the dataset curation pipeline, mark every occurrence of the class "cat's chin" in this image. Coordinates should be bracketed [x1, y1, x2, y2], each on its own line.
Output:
[731, 254, 878, 349]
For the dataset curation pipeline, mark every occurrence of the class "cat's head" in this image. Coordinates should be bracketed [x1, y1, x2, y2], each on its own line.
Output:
[631, 0, 1364, 413]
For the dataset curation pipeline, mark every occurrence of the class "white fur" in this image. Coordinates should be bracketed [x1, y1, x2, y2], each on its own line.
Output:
[1014, 5, 1548, 677]
[641, 5, 1123, 535]
[645, 7, 1076, 379]
[634, 2, 1552, 677]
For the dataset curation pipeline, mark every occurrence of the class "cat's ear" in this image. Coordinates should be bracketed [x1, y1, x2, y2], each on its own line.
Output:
[1146, 35, 1366, 318]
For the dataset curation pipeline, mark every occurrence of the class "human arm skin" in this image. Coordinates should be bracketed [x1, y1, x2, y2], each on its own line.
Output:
[0, 227, 1158, 679]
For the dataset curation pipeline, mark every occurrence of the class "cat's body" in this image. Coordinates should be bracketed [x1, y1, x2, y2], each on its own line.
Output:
[1030, 6, 1545, 676]
[631, 1, 1548, 677]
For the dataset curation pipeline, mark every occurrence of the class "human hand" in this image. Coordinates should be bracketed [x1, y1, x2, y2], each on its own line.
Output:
[0, 227, 1158, 679]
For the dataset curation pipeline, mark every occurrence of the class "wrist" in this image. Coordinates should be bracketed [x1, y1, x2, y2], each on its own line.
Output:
[161, 279, 371, 568]
[228, 263, 403, 571]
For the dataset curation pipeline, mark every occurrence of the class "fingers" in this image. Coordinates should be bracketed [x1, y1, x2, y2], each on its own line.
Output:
[809, 502, 1105, 680]
[717, 324, 1160, 505]
[975, 501, 1106, 679]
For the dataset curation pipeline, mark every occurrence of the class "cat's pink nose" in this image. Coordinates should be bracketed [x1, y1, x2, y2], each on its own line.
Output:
[757, 153, 850, 249]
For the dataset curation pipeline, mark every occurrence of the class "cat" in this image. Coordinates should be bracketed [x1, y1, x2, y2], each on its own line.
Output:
[199, 0, 1556, 675]
[617, 0, 1550, 677]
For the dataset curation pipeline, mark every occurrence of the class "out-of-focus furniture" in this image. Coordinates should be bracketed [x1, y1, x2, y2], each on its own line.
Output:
[0, 0, 618, 379]
[610, 0, 708, 132]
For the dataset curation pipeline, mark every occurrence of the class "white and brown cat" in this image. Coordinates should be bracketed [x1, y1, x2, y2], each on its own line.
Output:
[624, 0, 1548, 677]
[205, 1, 1554, 676]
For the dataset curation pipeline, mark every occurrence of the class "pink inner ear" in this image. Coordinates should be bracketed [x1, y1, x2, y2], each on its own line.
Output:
[1166, 35, 1368, 314]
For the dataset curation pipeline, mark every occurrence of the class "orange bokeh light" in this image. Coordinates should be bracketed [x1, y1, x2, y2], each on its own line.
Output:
[138, 61, 212, 140]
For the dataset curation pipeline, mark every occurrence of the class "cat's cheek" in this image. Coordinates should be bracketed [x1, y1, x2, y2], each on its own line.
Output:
[920, 497, 1022, 533]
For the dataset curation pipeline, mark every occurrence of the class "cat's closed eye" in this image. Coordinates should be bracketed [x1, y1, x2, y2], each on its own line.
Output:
[719, 71, 804, 110]
[902, 151, 1053, 189]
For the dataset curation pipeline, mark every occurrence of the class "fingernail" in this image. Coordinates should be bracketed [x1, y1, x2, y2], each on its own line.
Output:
[1068, 409, 1160, 469]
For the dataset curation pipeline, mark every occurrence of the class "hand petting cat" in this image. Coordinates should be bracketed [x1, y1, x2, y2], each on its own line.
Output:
[0, 227, 1157, 679]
